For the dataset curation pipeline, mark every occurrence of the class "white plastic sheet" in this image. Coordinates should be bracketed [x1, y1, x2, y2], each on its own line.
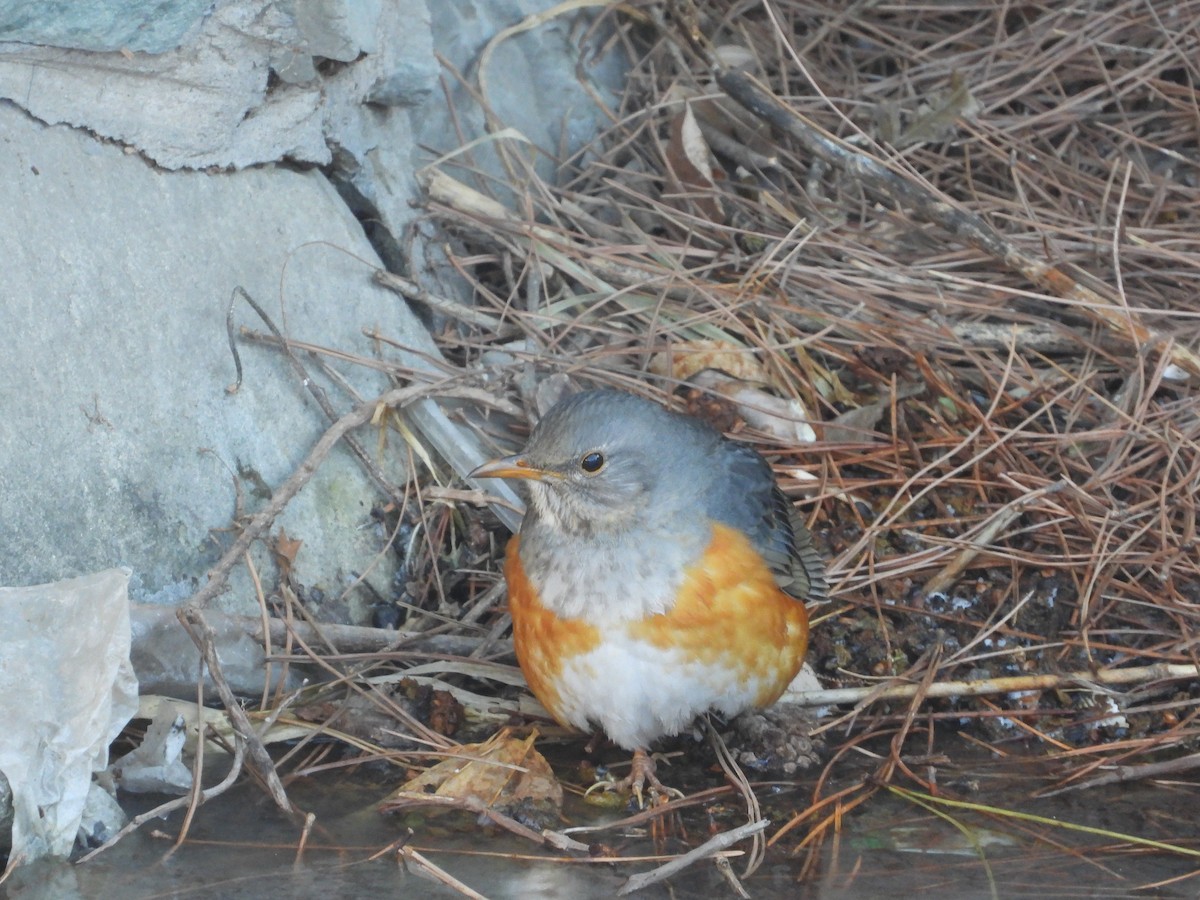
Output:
[0, 569, 137, 866]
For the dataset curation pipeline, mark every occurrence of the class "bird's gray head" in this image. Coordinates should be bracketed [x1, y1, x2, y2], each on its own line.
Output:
[470, 390, 717, 536]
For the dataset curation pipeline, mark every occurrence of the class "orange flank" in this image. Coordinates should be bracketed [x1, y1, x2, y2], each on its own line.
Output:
[629, 522, 809, 707]
[504, 535, 602, 721]
[504, 523, 809, 727]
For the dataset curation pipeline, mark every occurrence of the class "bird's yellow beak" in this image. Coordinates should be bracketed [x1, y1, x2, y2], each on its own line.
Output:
[469, 454, 560, 482]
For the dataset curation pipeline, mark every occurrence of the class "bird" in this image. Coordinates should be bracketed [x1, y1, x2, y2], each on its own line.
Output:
[470, 389, 827, 801]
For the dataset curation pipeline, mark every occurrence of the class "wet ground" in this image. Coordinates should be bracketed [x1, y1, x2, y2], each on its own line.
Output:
[4, 737, 1198, 899]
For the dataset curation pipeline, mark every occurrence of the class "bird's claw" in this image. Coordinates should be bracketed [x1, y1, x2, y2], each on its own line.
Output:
[583, 749, 684, 808]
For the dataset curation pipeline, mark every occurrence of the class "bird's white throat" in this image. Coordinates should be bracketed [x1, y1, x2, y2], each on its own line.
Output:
[518, 521, 709, 623]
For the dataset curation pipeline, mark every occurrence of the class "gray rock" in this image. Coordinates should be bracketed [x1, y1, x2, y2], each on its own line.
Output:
[0, 103, 422, 609]
[0, 0, 211, 54]
[421, 0, 627, 182]
[0, 0, 442, 170]
[291, 0, 381, 63]
[0, 0, 626, 247]
[0, 2, 330, 169]
[342, 0, 628, 329]
[0, 0, 623, 612]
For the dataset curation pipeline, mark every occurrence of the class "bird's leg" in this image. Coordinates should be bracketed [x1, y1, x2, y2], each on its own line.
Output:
[584, 748, 684, 807]
[625, 749, 664, 808]
[584, 731, 606, 754]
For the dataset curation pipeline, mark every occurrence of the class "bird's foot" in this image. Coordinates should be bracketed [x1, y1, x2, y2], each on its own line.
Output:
[584, 748, 684, 808]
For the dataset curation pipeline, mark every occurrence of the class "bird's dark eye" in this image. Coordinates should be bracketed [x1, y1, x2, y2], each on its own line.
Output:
[580, 451, 605, 473]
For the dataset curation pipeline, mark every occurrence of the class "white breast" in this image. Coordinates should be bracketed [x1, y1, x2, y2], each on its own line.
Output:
[548, 630, 770, 750]
[518, 524, 709, 623]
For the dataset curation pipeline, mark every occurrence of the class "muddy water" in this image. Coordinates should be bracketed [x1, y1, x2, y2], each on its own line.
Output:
[4, 741, 1197, 899]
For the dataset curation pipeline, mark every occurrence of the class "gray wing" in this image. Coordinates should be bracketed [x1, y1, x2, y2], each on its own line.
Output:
[706, 438, 828, 603]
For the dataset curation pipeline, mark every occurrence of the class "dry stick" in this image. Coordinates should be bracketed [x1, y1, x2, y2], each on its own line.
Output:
[294, 811, 317, 864]
[707, 66, 1200, 378]
[560, 783, 736, 839]
[921, 478, 1068, 597]
[374, 269, 518, 336]
[131, 605, 491, 658]
[179, 608, 293, 814]
[713, 855, 752, 900]
[618, 819, 770, 896]
[706, 718, 764, 879]
[76, 738, 247, 864]
[422, 484, 525, 514]
[258, 614, 492, 657]
[696, 115, 784, 180]
[400, 846, 490, 900]
[381, 792, 590, 853]
[167, 670, 211, 859]
[228, 286, 403, 504]
[789, 662, 1200, 708]
[945, 320, 1126, 356]
[184, 383, 438, 611]
[1040, 751, 1200, 797]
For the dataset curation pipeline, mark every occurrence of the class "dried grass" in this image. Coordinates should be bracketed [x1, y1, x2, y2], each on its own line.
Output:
[416, 0, 1200, 789]
[149, 0, 1200, 883]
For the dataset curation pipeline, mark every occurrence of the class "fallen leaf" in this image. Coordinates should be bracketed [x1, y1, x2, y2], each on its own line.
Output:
[896, 71, 982, 147]
[693, 370, 817, 444]
[823, 402, 887, 444]
[713, 44, 758, 72]
[271, 529, 303, 577]
[823, 382, 924, 443]
[652, 341, 817, 444]
[649, 338, 771, 385]
[380, 729, 562, 816]
[664, 103, 725, 223]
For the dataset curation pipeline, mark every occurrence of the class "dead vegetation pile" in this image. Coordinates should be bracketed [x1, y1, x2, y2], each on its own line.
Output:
[411, 0, 1200, 783]
[109, 0, 1200, 888]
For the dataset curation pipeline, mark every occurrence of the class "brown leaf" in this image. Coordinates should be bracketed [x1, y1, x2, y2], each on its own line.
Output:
[651, 341, 816, 443]
[895, 71, 982, 147]
[665, 104, 724, 223]
[649, 338, 771, 385]
[271, 529, 303, 577]
[380, 729, 562, 814]
[823, 382, 924, 443]
[693, 371, 817, 444]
